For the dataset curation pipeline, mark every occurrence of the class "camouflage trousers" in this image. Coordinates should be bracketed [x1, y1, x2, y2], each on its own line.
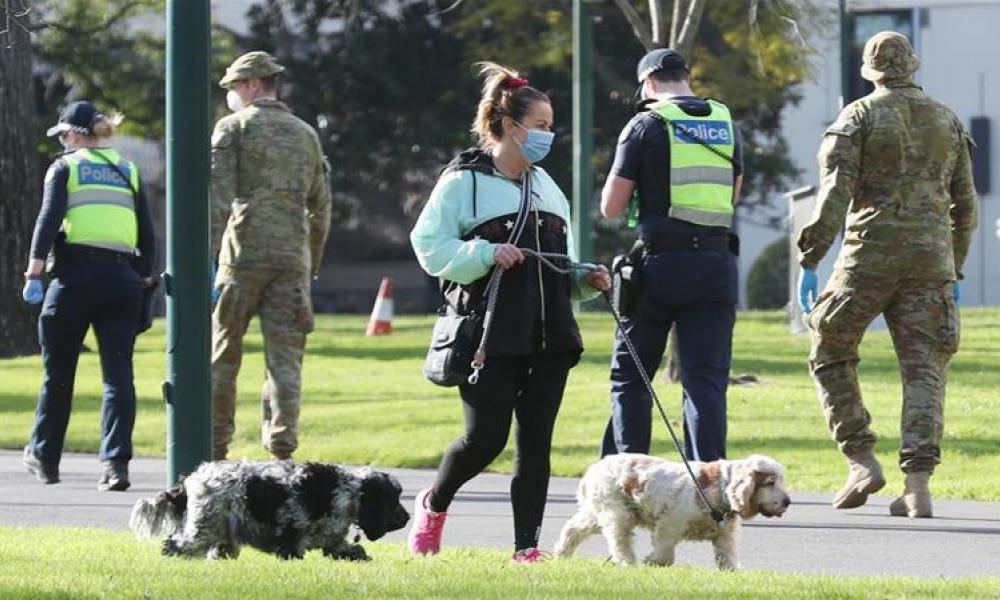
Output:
[806, 270, 959, 473]
[212, 265, 314, 460]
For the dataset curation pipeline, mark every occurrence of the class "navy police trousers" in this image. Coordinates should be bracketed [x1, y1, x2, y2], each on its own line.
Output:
[28, 258, 142, 466]
[601, 249, 737, 461]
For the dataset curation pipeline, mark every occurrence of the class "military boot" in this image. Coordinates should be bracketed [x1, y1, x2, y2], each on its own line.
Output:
[832, 448, 885, 509]
[889, 471, 932, 518]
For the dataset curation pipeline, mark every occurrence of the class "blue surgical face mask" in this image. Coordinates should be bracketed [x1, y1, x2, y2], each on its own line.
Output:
[514, 121, 554, 163]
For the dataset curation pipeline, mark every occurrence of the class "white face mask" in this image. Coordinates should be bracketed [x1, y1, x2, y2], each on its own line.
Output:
[226, 90, 245, 113]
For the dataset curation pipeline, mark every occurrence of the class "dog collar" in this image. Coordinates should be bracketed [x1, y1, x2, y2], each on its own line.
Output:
[712, 471, 737, 524]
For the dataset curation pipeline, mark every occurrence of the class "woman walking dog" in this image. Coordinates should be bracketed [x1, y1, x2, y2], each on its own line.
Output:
[408, 62, 610, 563]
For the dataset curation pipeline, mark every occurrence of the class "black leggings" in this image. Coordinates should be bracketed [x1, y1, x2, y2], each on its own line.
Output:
[429, 351, 577, 551]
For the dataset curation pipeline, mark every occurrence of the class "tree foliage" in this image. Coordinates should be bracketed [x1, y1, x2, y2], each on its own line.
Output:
[23, 0, 820, 265]
[747, 237, 789, 309]
[31, 0, 235, 145]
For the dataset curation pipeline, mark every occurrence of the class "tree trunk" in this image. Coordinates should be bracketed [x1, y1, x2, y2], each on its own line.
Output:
[648, 0, 669, 47]
[671, 0, 706, 59]
[612, 0, 653, 50]
[0, 15, 42, 358]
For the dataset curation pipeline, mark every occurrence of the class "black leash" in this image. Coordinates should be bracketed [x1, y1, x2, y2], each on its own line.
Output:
[596, 288, 729, 524]
[491, 250, 729, 524]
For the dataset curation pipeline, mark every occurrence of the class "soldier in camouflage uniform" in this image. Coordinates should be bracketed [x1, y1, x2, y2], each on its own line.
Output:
[211, 51, 333, 460]
[796, 32, 977, 517]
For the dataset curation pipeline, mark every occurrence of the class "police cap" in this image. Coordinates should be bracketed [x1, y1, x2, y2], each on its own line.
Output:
[219, 51, 286, 89]
[636, 48, 689, 83]
[46, 100, 101, 137]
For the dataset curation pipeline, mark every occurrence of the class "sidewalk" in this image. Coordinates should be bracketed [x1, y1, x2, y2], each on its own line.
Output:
[2, 450, 998, 578]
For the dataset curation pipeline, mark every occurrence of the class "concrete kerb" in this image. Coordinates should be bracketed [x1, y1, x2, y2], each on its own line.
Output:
[2, 450, 998, 577]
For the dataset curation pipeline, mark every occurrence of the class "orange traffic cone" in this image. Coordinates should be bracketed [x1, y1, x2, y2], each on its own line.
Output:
[366, 277, 394, 336]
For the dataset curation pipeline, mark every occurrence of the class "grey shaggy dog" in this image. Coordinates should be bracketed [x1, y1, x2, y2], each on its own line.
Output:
[129, 460, 409, 561]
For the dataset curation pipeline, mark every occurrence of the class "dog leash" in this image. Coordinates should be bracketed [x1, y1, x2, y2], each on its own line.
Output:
[469, 248, 596, 384]
[468, 248, 728, 524]
[596, 285, 729, 524]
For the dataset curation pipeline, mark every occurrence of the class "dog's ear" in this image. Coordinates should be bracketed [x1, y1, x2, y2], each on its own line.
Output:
[356, 471, 402, 542]
[750, 455, 784, 487]
[726, 456, 783, 518]
[725, 460, 762, 518]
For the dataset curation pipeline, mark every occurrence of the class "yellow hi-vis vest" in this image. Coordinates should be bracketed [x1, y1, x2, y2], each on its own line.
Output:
[62, 148, 139, 254]
[651, 99, 735, 228]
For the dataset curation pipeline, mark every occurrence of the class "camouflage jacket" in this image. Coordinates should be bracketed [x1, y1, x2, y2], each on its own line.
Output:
[797, 81, 977, 280]
[211, 99, 332, 276]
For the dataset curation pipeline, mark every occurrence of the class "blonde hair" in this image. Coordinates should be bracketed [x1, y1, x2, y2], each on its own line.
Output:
[90, 112, 124, 139]
[471, 62, 549, 146]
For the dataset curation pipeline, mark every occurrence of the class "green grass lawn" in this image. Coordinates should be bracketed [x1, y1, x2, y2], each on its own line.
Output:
[0, 527, 996, 599]
[2, 308, 999, 500]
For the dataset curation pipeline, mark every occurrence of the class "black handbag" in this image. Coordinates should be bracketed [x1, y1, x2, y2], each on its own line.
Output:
[422, 307, 482, 387]
[421, 168, 532, 387]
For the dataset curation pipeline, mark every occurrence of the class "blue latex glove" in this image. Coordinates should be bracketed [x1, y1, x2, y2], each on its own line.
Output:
[22, 279, 44, 304]
[953, 282, 960, 303]
[798, 268, 818, 314]
[211, 263, 220, 302]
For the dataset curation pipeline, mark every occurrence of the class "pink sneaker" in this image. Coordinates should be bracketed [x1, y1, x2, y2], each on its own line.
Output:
[511, 548, 550, 564]
[408, 487, 447, 555]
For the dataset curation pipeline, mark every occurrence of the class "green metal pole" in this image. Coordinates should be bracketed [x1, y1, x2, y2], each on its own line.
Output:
[165, 0, 212, 484]
[572, 0, 594, 263]
[839, 0, 851, 107]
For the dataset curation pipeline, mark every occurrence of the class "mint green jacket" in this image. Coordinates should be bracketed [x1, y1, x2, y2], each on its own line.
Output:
[410, 164, 597, 302]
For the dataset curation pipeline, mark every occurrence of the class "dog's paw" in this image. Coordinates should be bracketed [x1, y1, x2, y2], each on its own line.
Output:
[208, 545, 239, 560]
[643, 554, 673, 567]
[324, 544, 370, 562]
[161, 538, 182, 557]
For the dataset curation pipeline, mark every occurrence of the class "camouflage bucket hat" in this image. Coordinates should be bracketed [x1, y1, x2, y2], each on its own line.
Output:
[861, 31, 919, 82]
[219, 51, 285, 89]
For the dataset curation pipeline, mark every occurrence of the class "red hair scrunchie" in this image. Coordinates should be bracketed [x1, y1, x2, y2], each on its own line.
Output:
[502, 76, 529, 90]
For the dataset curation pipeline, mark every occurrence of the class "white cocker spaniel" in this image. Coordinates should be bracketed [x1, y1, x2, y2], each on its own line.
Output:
[554, 453, 790, 570]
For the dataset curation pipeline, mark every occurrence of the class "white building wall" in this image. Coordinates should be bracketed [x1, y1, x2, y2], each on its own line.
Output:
[771, 0, 1000, 307]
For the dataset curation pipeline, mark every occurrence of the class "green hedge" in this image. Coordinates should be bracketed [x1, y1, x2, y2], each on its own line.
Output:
[747, 237, 789, 309]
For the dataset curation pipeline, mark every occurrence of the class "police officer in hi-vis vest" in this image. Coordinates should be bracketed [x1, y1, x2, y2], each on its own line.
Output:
[599, 49, 743, 461]
[21, 101, 156, 491]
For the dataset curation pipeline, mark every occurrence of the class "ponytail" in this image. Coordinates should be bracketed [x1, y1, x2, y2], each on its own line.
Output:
[90, 112, 124, 139]
[471, 62, 549, 146]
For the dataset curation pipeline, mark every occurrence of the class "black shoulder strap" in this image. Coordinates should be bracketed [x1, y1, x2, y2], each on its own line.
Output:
[88, 149, 139, 199]
[471, 171, 477, 219]
[649, 109, 735, 165]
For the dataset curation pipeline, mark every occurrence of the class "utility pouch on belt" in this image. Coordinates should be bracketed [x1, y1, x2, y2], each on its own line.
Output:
[612, 240, 645, 318]
[611, 255, 636, 317]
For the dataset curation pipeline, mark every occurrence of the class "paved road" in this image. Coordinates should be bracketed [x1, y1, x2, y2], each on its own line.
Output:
[2, 450, 998, 578]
